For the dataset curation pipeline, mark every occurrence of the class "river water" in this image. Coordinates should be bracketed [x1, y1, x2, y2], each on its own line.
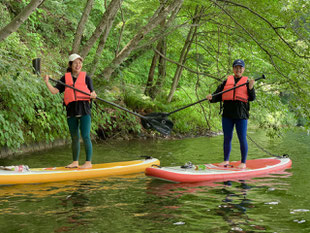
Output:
[0, 129, 309, 232]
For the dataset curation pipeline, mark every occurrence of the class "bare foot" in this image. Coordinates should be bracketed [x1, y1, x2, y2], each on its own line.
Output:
[80, 161, 92, 169]
[237, 163, 246, 169]
[65, 161, 79, 168]
[218, 161, 229, 166]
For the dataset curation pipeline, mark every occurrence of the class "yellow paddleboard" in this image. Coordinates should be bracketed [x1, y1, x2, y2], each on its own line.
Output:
[0, 157, 160, 185]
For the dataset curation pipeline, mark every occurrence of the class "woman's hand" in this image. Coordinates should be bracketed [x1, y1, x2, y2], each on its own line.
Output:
[90, 91, 97, 99]
[206, 94, 212, 101]
[43, 75, 59, 94]
[249, 79, 255, 90]
[43, 75, 49, 84]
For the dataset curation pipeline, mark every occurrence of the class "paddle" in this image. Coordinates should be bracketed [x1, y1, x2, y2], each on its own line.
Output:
[32, 58, 173, 135]
[142, 75, 266, 134]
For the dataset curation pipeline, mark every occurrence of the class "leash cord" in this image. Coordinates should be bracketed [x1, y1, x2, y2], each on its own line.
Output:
[247, 135, 279, 157]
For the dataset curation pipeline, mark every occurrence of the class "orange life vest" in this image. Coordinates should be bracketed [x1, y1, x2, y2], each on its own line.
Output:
[64, 72, 90, 106]
[222, 75, 249, 102]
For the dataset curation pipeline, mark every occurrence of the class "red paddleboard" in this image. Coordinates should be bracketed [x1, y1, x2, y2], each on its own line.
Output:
[145, 157, 292, 183]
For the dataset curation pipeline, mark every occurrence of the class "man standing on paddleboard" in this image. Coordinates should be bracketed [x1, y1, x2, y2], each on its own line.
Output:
[43, 54, 97, 169]
[206, 59, 255, 169]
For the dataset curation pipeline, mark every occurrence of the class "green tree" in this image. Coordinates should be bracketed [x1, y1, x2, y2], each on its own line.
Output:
[0, 0, 45, 42]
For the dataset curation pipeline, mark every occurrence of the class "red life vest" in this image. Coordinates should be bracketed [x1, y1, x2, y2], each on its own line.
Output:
[222, 75, 249, 102]
[64, 72, 91, 106]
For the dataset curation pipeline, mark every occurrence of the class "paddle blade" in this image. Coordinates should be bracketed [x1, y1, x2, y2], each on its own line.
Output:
[141, 112, 173, 135]
[32, 58, 41, 76]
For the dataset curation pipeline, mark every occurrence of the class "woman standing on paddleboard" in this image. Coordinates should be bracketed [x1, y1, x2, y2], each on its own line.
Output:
[206, 59, 255, 169]
[43, 54, 97, 169]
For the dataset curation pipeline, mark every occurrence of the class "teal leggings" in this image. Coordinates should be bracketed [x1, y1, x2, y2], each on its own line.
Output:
[67, 115, 92, 161]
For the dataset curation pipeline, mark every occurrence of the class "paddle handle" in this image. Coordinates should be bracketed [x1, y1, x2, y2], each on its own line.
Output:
[167, 75, 265, 116]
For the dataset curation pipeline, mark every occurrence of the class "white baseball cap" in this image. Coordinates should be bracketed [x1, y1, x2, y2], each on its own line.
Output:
[68, 54, 83, 62]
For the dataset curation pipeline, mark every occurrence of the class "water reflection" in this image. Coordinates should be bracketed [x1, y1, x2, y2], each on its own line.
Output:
[1, 129, 309, 232]
[215, 181, 265, 232]
[56, 182, 92, 232]
[145, 171, 292, 232]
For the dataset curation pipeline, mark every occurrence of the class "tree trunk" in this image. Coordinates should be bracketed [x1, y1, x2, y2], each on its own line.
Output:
[102, 0, 184, 80]
[145, 6, 167, 98]
[71, 0, 95, 54]
[149, 38, 167, 98]
[110, 45, 153, 79]
[89, 3, 119, 76]
[89, 34, 108, 77]
[80, 0, 123, 58]
[167, 6, 202, 103]
[0, 0, 45, 42]
[144, 43, 161, 96]
[115, 5, 126, 57]
[145, 1, 181, 99]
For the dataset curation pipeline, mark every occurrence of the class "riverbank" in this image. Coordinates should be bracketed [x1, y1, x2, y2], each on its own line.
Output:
[0, 129, 222, 159]
[0, 139, 69, 159]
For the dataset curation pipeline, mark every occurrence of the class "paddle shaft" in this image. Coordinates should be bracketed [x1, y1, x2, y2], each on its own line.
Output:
[47, 77, 146, 119]
[167, 75, 265, 116]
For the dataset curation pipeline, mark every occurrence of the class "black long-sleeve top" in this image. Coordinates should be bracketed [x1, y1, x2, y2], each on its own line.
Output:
[55, 74, 94, 118]
[210, 76, 256, 119]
